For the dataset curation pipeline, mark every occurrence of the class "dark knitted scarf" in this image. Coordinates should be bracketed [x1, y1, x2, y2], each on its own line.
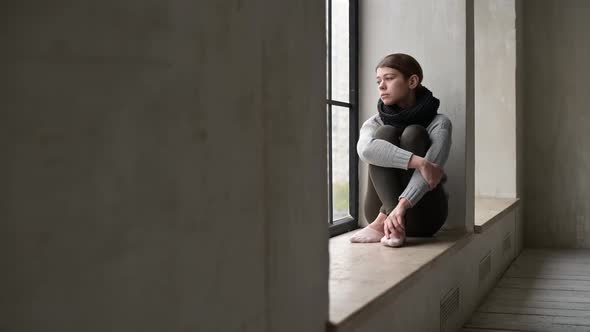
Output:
[378, 85, 440, 129]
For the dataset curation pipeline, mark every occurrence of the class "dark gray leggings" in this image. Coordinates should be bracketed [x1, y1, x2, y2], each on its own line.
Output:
[365, 124, 448, 237]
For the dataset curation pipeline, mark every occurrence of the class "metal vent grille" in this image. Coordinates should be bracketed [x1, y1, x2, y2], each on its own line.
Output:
[440, 287, 460, 332]
[503, 232, 512, 253]
[479, 251, 491, 283]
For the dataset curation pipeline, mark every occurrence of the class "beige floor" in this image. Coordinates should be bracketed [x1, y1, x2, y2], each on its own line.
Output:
[463, 248, 590, 332]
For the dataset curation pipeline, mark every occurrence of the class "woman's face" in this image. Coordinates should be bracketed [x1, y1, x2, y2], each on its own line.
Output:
[376, 67, 416, 106]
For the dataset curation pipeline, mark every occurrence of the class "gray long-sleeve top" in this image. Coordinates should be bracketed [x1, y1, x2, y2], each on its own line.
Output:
[356, 113, 452, 207]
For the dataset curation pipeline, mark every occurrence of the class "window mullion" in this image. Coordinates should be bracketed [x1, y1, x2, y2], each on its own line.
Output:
[348, 0, 359, 226]
[327, 105, 333, 224]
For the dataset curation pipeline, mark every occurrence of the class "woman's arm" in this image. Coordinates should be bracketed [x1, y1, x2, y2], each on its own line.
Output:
[399, 114, 453, 207]
[357, 114, 413, 169]
[408, 154, 445, 188]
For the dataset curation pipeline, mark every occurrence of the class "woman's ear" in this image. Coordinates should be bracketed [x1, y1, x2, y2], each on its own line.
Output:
[408, 74, 420, 89]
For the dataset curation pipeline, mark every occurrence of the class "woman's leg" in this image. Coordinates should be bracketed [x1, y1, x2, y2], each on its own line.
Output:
[368, 125, 407, 217]
[349, 176, 388, 242]
[404, 183, 448, 237]
[350, 125, 402, 243]
[399, 125, 448, 237]
[364, 172, 382, 223]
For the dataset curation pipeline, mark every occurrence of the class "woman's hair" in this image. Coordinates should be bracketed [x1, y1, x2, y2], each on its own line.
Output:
[375, 53, 423, 85]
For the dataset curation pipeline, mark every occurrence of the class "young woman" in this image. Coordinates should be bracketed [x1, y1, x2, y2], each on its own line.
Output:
[350, 53, 452, 248]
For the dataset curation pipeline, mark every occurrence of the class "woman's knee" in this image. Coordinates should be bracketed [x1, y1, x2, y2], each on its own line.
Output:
[400, 125, 429, 155]
[374, 125, 403, 143]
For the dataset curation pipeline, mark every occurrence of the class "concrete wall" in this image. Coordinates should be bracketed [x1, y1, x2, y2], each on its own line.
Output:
[474, 0, 517, 198]
[522, 0, 590, 248]
[0, 1, 328, 331]
[359, 0, 473, 231]
[473, 0, 524, 255]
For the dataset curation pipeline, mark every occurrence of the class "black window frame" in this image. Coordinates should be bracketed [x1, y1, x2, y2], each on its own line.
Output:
[327, 0, 359, 237]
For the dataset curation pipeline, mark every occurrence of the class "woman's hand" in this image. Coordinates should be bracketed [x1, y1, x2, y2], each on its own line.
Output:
[409, 155, 444, 190]
[384, 198, 411, 239]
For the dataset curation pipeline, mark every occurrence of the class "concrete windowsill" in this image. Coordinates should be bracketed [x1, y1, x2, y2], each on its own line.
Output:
[327, 198, 519, 330]
[474, 196, 520, 233]
[327, 227, 472, 330]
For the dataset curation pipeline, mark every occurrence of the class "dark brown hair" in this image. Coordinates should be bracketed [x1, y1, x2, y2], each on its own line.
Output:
[375, 53, 423, 85]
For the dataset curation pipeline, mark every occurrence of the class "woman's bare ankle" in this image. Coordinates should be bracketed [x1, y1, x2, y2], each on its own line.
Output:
[368, 212, 387, 230]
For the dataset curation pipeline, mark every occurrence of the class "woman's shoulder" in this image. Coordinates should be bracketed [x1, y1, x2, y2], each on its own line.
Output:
[427, 113, 452, 130]
[432, 113, 450, 122]
[361, 113, 383, 127]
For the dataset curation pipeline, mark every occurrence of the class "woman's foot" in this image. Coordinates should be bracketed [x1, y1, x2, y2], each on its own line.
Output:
[350, 213, 387, 243]
[381, 230, 406, 247]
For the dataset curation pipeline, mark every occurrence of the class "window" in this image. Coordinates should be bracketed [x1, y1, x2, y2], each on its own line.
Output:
[327, 0, 358, 237]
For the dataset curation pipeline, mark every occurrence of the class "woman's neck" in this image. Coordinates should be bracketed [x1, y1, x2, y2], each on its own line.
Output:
[396, 92, 416, 110]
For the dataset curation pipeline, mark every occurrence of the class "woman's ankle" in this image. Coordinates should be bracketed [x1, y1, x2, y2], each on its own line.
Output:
[368, 222, 384, 232]
[369, 213, 387, 228]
